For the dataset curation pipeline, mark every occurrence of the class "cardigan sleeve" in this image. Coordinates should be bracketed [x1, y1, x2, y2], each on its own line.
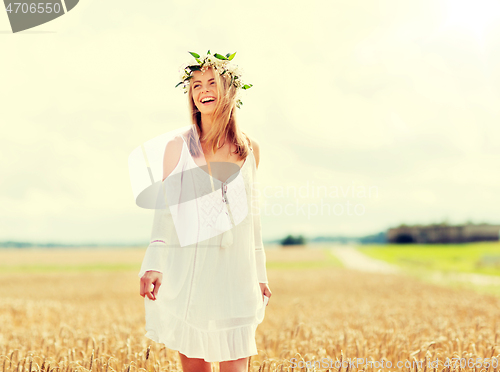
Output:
[138, 206, 172, 278]
[251, 154, 269, 284]
[138, 139, 184, 279]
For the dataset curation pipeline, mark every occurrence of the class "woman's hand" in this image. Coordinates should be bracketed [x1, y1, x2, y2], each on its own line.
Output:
[140, 270, 163, 300]
[259, 283, 272, 306]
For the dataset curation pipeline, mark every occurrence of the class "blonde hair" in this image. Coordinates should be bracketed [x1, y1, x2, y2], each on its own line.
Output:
[186, 66, 252, 159]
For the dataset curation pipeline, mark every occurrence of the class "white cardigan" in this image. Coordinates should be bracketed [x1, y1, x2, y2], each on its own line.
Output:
[137, 133, 268, 284]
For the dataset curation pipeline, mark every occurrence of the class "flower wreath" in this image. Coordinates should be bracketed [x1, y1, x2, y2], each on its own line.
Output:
[175, 50, 252, 109]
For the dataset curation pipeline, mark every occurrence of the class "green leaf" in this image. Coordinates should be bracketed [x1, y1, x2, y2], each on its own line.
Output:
[226, 53, 230, 58]
[185, 75, 193, 80]
[227, 52, 236, 60]
[195, 58, 201, 64]
[188, 51, 200, 58]
[242, 84, 253, 90]
[207, 50, 211, 55]
[188, 65, 201, 71]
[214, 53, 228, 60]
[175, 81, 183, 88]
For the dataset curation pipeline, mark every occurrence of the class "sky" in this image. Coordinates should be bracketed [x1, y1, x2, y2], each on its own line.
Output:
[1, 0, 500, 244]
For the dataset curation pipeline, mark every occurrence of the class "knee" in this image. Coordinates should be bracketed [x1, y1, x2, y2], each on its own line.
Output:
[178, 352, 212, 372]
[219, 357, 249, 372]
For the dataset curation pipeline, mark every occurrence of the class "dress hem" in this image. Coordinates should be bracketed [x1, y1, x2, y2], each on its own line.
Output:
[144, 330, 259, 362]
[143, 307, 262, 362]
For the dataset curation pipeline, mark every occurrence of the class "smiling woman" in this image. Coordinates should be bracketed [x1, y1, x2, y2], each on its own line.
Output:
[185, 63, 249, 159]
[137, 51, 271, 372]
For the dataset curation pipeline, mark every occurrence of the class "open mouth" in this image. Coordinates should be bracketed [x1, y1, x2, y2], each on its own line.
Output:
[200, 97, 216, 105]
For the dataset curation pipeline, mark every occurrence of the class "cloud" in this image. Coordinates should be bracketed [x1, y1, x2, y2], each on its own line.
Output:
[2, 0, 500, 242]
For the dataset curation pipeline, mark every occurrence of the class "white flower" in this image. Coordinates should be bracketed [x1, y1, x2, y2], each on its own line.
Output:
[205, 55, 217, 64]
[231, 65, 242, 77]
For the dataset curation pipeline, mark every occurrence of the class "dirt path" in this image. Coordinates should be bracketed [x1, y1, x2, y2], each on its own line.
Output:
[330, 244, 401, 274]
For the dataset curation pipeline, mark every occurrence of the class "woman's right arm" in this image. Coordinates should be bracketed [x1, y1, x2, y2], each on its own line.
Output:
[139, 136, 183, 300]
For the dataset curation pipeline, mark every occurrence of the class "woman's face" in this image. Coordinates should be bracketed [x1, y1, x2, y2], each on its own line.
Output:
[191, 67, 218, 115]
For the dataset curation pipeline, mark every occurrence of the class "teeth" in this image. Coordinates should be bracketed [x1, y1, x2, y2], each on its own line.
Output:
[201, 97, 215, 103]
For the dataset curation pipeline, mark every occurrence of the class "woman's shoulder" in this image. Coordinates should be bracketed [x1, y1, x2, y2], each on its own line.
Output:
[162, 135, 185, 181]
[164, 134, 185, 155]
[245, 135, 260, 169]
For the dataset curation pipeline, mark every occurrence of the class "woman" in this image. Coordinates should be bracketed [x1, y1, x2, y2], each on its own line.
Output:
[138, 51, 272, 372]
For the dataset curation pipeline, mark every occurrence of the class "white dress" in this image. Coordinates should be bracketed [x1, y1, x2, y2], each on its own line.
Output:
[137, 133, 269, 362]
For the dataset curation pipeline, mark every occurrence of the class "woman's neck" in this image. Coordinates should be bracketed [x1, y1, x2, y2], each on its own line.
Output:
[199, 114, 227, 154]
[200, 113, 213, 137]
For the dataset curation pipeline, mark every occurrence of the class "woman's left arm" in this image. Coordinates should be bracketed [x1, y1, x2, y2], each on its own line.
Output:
[251, 139, 272, 305]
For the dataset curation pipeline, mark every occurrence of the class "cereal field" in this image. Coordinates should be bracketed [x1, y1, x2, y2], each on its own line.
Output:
[1, 246, 500, 372]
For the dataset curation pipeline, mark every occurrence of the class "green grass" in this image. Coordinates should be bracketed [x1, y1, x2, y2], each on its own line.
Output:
[358, 242, 500, 276]
[354, 242, 500, 298]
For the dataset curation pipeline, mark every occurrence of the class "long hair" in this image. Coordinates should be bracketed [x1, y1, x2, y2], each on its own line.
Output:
[185, 66, 252, 159]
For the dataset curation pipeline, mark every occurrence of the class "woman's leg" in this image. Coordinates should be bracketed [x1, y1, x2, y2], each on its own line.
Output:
[178, 352, 212, 372]
[219, 357, 249, 372]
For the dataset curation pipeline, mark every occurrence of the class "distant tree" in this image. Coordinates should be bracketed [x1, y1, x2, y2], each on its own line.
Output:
[395, 234, 414, 244]
[281, 234, 306, 246]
